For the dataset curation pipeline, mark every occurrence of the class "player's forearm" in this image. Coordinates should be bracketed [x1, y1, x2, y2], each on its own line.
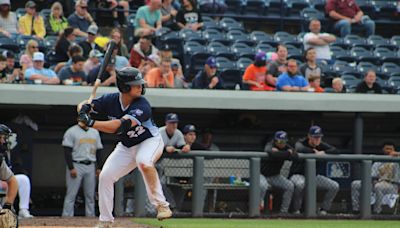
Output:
[92, 119, 121, 134]
[5, 176, 18, 204]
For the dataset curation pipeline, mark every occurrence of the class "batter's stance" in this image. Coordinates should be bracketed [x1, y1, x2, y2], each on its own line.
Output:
[77, 67, 172, 228]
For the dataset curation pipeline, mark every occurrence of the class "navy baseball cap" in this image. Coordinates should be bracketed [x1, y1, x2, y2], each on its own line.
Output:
[183, 124, 196, 134]
[205, 56, 217, 68]
[309, 125, 323, 137]
[165, 113, 179, 123]
[274, 131, 288, 141]
[255, 51, 266, 62]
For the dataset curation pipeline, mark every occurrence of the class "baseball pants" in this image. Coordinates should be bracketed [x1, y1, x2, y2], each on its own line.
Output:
[15, 174, 31, 211]
[263, 174, 294, 213]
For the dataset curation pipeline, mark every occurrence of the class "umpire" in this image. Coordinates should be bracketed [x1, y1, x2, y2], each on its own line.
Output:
[61, 122, 103, 217]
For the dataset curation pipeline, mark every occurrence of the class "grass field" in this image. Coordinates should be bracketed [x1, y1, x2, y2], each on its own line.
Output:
[134, 218, 400, 228]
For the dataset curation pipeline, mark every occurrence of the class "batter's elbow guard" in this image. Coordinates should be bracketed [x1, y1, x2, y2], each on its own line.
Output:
[116, 118, 132, 135]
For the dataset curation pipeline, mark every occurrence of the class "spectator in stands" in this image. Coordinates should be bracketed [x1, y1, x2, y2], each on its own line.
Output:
[48, 1, 69, 35]
[134, 0, 162, 36]
[355, 70, 382, 94]
[55, 27, 76, 63]
[87, 57, 116, 86]
[351, 141, 400, 214]
[58, 55, 87, 85]
[176, 0, 203, 31]
[160, 113, 190, 154]
[303, 19, 336, 64]
[183, 124, 205, 150]
[110, 28, 129, 58]
[0, 0, 19, 39]
[276, 59, 309, 92]
[331, 77, 346, 93]
[4, 51, 20, 83]
[139, 54, 159, 76]
[0, 55, 7, 82]
[325, 0, 375, 37]
[171, 60, 187, 88]
[78, 24, 103, 59]
[129, 34, 159, 68]
[19, 39, 39, 73]
[299, 48, 323, 80]
[260, 131, 296, 214]
[54, 44, 84, 73]
[267, 44, 288, 78]
[198, 0, 227, 14]
[145, 57, 175, 88]
[200, 128, 220, 151]
[290, 125, 340, 215]
[18, 1, 46, 39]
[24, 52, 60, 84]
[68, 0, 96, 37]
[192, 56, 224, 89]
[83, 49, 103, 75]
[242, 51, 275, 91]
[97, 0, 130, 27]
[308, 74, 324, 93]
[161, 0, 179, 30]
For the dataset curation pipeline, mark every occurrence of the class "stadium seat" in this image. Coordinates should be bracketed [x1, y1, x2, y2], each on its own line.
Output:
[243, 0, 268, 16]
[202, 16, 223, 31]
[374, 47, 400, 65]
[341, 74, 361, 90]
[207, 41, 235, 60]
[158, 31, 184, 60]
[225, 0, 245, 15]
[350, 47, 379, 64]
[202, 29, 229, 45]
[390, 36, 400, 46]
[185, 52, 211, 79]
[374, 76, 387, 88]
[380, 63, 400, 77]
[15, 8, 26, 19]
[16, 35, 44, 52]
[249, 31, 275, 45]
[179, 29, 206, 44]
[312, 0, 327, 11]
[274, 31, 302, 48]
[220, 69, 243, 89]
[255, 43, 275, 53]
[330, 45, 353, 62]
[297, 32, 306, 43]
[219, 17, 245, 32]
[300, 7, 325, 31]
[333, 60, 357, 75]
[343, 35, 370, 49]
[237, 57, 254, 71]
[231, 42, 255, 59]
[226, 30, 254, 46]
[356, 0, 375, 18]
[0, 37, 20, 53]
[286, 0, 311, 17]
[43, 36, 58, 52]
[387, 76, 400, 92]
[39, 9, 51, 19]
[184, 41, 207, 54]
[127, 13, 136, 28]
[215, 56, 237, 71]
[371, 0, 398, 20]
[286, 44, 303, 61]
[357, 61, 379, 75]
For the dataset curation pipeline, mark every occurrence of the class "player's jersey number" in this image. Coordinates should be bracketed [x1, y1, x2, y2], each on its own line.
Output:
[127, 126, 146, 138]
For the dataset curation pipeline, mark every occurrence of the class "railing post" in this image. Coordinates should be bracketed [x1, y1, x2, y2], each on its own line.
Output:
[192, 156, 204, 217]
[114, 178, 124, 216]
[360, 160, 372, 219]
[305, 159, 317, 218]
[133, 169, 146, 217]
[249, 157, 260, 217]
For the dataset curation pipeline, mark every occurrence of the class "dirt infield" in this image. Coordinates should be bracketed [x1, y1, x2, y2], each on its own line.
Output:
[18, 217, 153, 228]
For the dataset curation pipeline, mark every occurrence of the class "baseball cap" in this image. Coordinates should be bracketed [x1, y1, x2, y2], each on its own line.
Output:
[255, 51, 266, 62]
[87, 25, 98, 35]
[25, 0, 36, 8]
[32, 52, 44, 61]
[183, 124, 196, 134]
[309, 125, 323, 137]
[0, 0, 10, 5]
[205, 56, 217, 68]
[165, 113, 179, 123]
[89, 49, 103, 58]
[274, 131, 288, 141]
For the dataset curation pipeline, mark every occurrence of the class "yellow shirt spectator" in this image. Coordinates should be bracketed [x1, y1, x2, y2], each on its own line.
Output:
[18, 14, 46, 39]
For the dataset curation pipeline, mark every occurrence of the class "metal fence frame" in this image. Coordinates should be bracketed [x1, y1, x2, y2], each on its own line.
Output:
[115, 151, 400, 218]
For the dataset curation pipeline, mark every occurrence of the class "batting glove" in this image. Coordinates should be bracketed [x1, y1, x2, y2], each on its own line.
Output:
[78, 113, 95, 127]
[80, 103, 93, 114]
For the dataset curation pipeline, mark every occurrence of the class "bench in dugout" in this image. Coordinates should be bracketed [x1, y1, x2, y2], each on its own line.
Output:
[160, 158, 250, 212]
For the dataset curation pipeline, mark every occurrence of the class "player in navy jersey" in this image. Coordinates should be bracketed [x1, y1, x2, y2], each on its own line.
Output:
[77, 67, 172, 228]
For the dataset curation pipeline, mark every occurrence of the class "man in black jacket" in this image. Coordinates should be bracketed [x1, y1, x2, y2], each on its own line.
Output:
[289, 126, 339, 215]
[260, 131, 297, 214]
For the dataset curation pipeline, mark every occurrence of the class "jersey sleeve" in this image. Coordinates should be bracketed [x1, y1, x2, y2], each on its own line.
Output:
[125, 100, 151, 125]
[91, 94, 108, 114]
[62, 128, 74, 148]
[176, 130, 186, 147]
[0, 161, 14, 181]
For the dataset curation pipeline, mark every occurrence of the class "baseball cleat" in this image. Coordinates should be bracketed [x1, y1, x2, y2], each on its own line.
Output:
[18, 209, 34, 219]
[156, 205, 172, 221]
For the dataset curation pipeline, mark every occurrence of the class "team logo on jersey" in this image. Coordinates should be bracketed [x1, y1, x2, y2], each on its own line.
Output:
[131, 109, 143, 117]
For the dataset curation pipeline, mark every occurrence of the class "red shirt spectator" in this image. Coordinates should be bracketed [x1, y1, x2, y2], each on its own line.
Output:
[325, 0, 360, 20]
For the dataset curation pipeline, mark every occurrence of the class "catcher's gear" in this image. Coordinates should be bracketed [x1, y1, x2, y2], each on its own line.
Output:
[0, 203, 18, 228]
[116, 67, 146, 94]
[78, 113, 95, 127]
[0, 124, 12, 153]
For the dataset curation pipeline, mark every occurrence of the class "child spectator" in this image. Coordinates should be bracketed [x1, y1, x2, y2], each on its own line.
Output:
[308, 74, 324, 93]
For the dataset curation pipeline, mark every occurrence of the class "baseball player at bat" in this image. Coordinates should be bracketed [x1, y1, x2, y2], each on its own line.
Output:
[77, 67, 172, 228]
[0, 124, 19, 228]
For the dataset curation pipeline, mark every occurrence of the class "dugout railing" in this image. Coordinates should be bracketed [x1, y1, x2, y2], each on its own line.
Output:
[114, 151, 400, 219]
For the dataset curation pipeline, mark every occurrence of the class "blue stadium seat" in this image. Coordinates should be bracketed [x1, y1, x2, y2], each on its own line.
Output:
[371, 0, 398, 20]
[243, 0, 268, 16]
[179, 29, 206, 44]
[202, 16, 223, 31]
[207, 42, 235, 60]
[184, 41, 207, 54]
[249, 31, 275, 45]
[16, 35, 44, 52]
[374, 76, 387, 88]
[215, 56, 237, 71]
[274, 31, 302, 48]
[220, 69, 243, 89]
[186, 52, 211, 79]
[330, 45, 354, 62]
[15, 8, 26, 20]
[333, 60, 357, 75]
[225, 0, 245, 15]
[202, 29, 229, 45]
[219, 17, 245, 32]
[380, 62, 400, 77]
[286, 44, 303, 61]
[231, 42, 255, 59]
[300, 7, 325, 31]
[226, 30, 254, 46]
[255, 43, 275, 53]
[341, 74, 361, 90]
[344, 35, 370, 49]
[0, 37, 20, 53]
[367, 35, 397, 50]
[374, 47, 400, 65]
[43, 36, 58, 52]
[311, 0, 326, 11]
[236, 57, 253, 71]
[158, 31, 184, 60]
[387, 76, 400, 92]
[350, 47, 379, 64]
[286, 0, 310, 17]
[357, 61, 379, 75]
[297, 32, 306, 43]
[127, 13, 136, 28]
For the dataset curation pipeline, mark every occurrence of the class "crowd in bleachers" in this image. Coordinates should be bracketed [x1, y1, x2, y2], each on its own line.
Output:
[0, 0, 399, 93]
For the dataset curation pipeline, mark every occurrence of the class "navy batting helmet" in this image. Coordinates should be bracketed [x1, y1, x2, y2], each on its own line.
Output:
[0, 124, 12, 153]
[116, 67, 146, 94]
[0, 124, 11, 136]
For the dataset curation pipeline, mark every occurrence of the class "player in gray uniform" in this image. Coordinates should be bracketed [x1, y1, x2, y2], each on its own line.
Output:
[61, 123, 103, 217]
[0, 124, 19, 225]
[159, 113, 190, 154]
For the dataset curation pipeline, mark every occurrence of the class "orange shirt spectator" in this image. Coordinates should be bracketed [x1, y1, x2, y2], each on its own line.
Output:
[308, 74, 324, 93]
[243, 51, 275, 91]
[144, 58, 174, 88]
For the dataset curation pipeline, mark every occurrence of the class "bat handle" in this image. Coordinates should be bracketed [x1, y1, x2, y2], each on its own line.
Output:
[88, 79, 101, 104]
